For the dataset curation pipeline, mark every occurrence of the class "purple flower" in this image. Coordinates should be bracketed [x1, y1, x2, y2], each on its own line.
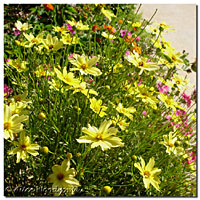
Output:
[120, 29, 127, 37]
[125, 50, 130, 55]
[13, 28, 20, 36]
[67, 24, 75, 34]
[4, 84, 13, 98]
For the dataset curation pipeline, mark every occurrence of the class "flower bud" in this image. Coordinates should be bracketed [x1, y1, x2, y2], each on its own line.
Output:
[76, 152, 81, 157]
[38, 112, 46, 120]
[66, 153, 73, 159]
[103, 186, 112, 194]
[132, 155, 137, 160]
[42, 146, 49, 154]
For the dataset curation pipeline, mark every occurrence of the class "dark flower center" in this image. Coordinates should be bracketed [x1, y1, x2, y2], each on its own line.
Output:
[57, 173, 65, 180]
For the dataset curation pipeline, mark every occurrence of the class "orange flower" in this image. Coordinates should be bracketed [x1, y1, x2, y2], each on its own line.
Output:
[103, 25, 116, 34]
[44, 4, 54, 11]
[118, 19, 123, 24]
[124, 36, 134, 44]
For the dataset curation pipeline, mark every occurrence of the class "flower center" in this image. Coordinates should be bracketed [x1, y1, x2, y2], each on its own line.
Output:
[139, 61, 144, 67]
[81, 64, 88, 70]
[57, 173, 65, 180]
[15, 96, 22, 102]
[49, 45, 54, 49]
[4, 122, 11, 130]
[144, 171, 151, 178]
[20, 144, 27, 150]
[169, 143, 174, 147]
[172, 56, 177, 61]
[31, 38, 38, 43]
[96, 133, 103, 140]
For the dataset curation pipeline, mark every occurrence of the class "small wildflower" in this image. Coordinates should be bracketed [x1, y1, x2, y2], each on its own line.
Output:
[104, 186, 112, 194]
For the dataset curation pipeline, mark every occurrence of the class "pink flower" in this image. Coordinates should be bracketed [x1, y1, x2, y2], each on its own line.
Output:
[68, 54, 74, 59]
[125, 50, 130, 55]
[4, 84, 13, 98]
[138, 81, 142, 86]
[13, 28, 20, 35]
[66, 24, 75, 34]
[165, 115, 172, 120]
[6, 58, 11, 63]
[127, 31, 132, 37]
[142, 111, 147, 116]
[120, 29, 127, 37]
[135, 36, 141, 41]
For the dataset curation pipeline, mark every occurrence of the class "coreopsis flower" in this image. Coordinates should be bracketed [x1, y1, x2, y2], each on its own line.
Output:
[153, 21, 174, 31]
[53, 26, 68, 35]
[23, 32, 43, 47]
[72, 82, 98, 97]
[89, 97, 107, 117]
[132, 22, 142, 28]
[158, 93, 181, 111]
[125, 52, 159, 75]
[61, 33, 79, 45]
[7, 58, 28, 72]
[44, 4, 54, 11]
[54, 66, 80, 87]
[101, 7, 116, 21]
[9, 102, 26, 115]
[8, 132, 40, 163]
[172, 74, 188, 90]
[67, 20, 89, 30]
[164, 48, 183, 65]
[15, 21, 32, 31]
[112, 115, 130, 131]
[47, 159, 80, 196]
[41, 34, 63, 51]
[4, 104, 28, 140]
[77, 120, 124, 151]
[160, 132, 184, 155]
[11, 91, 32, 106]
[101, 32, 116, 40]
[69, 54, 101, 76]
[116, 103, 136, 121]
[134, 157, 161, 191]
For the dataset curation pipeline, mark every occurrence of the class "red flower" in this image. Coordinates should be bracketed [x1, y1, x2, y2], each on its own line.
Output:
[44, 4, 54, 11]
[92, 25, 99, 32]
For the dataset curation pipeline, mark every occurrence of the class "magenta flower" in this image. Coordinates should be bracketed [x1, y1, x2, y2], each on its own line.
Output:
[4, 84, 13, 98]
[142, 111, 147, 116]
[66, 24, 75, 34]
[125, 50, 130, 55]
[136, 36, 141, 41]
[120, 29, 127, 37]
[165, 115, 172, 120]
[13, 28, 20, 36]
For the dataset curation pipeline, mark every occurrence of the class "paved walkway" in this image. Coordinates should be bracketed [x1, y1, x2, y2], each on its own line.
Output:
[138, 4, 196, 94]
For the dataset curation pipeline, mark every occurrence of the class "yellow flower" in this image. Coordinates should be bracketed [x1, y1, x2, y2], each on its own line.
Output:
[54, 66, 80, 87]
[125, 53, 159, 75]
[134, 157, 161, 191]
[7, 58, 28, 72]
[101, 32, 116, 40]
[158, 93, 178, 111]
[112, 115, 130, 131]
[41, 34, 63, 51]
[47, 159, 80, 196]
[116, 103, 136, 121]
[9, 101, 26, 115]
[172, 74, 188, 90]
[89, 97, 107, 117]
[4, 104, 28, 140]
[132, 22, 142, 27]
[11, 91, 32, 106]
[48, 79, 70, 92]
[53, 26, 68, 35]
[135, 84, 158, 110]
[8, 132, 40, 163]
[77, 120, 124, 151]
[61, 33, 79, 45]
[72, 82, 98, 97]
[23, 32, 43, 47]
[69, 54, 101, 76]
[15, 20, 32, 31]
[160, 132, 184, 155]
[164, 48, 183, 65]
[34, 64, 55, 78]
[153, 21, 174, 31]
[67, 20, 89, 30]
[101, 7, 116, 21]
[38, 112, 46, 120]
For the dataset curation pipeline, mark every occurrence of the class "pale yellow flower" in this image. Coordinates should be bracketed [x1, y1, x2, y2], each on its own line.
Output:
[69, 54, 101, 76]
[134, 157, 161, 191]
[116, 103, 136, 121]
[8, 132, 40, 163]
[15, 20, 32, 31]
[101, 7, 116, 21]
[77, 120, 124, 151]
[47, 159, 80, 196]
[67, 20, 89, 30]
[90, 97, 107, 117]
[101, 32, 116, 40]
